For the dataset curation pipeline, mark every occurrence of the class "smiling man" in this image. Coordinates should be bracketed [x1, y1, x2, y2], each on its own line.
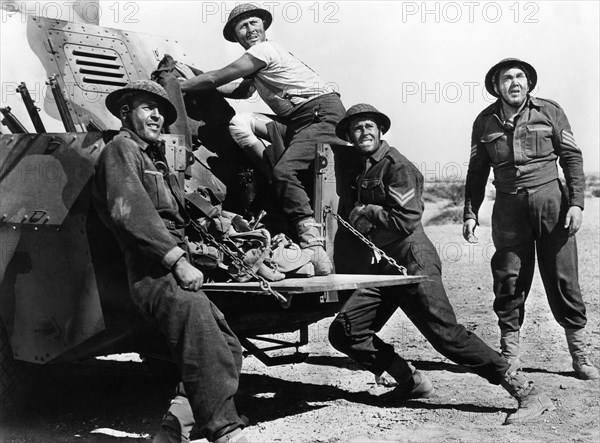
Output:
[93, 80, 247, 443]
[463, 58, 598, 380]
[180, 3, 346, 276]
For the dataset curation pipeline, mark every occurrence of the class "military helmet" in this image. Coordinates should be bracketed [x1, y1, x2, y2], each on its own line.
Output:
[223, 3, 273, 42]
[105, 80, 178, 126]
[485, 58, 537, 98]
[335, 103, 391, 142]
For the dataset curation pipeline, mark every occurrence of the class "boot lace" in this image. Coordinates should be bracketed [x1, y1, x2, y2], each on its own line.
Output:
[574, 354, 594, 368]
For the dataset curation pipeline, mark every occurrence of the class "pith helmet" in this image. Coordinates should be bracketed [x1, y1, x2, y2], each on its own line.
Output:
[223, 3, 273, 42]
[105, 80, 178, 126]
[335, 103, 391, 142]
[485, 58, 537, 98]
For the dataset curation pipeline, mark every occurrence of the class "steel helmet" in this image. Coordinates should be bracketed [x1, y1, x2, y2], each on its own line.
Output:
[335, 103, 391, 142]
[223, 3, 273, 42]
[105, 80, 178, 126]
[485, 58, 537, 98]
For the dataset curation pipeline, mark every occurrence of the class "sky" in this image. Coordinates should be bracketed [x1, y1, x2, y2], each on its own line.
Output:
[107, 0, 600, 178]
[1, 1, 599, 178]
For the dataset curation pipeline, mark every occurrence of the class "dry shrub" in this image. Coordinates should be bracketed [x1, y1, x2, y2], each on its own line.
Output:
[426, 205, 463, 226]
[586, 174, 600, 198]
[423, 181, 465, 205]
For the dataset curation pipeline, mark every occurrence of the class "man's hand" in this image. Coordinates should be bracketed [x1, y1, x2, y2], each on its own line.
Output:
[349, 205, 374, 234]
[172, 257, 204, 291]
[564, 206, 583, 236]
[462, 219, 478, 244]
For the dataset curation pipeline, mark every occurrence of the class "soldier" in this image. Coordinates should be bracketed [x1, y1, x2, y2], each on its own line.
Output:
[92, 80, 247, 443]
[179, 3, 346, 276]
[328, 103, 555, 424]
[463, 58, 598, 380]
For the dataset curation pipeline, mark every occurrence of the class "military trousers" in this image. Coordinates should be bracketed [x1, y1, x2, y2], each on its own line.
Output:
[125, 250, 244, 442]
[329, 228, 510, 385]
[491, 179, 587, 331]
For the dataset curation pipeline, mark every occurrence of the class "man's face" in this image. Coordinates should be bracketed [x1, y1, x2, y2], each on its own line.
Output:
[125, 93, 165, 144]
[495, 67, 529, 107]
[348, 116, 382, 156]
[234, 16, 266, 49]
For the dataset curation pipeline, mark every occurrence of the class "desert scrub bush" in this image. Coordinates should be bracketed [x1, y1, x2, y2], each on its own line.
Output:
[423, 181, 465, 205]
[585, 173, 600, 198]
[426, 205, 463, 226]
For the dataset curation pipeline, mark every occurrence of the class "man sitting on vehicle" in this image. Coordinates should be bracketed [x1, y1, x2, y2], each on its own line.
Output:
[92, 80, 247, 443]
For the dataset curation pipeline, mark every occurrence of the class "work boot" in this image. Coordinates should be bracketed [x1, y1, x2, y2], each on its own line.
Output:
[565, 327, 600, 380]
[153, 412, 188, 443]
[153, 391, 195, 443]
[500, 329, 523, 370]
[381, 357, 434, 399]
[294, 217, 332, 276]
[501, 369, 555, 424]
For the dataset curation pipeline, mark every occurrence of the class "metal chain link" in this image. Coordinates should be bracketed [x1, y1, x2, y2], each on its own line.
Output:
[189, 221, 290, 306]
[324, 206, 407, 276]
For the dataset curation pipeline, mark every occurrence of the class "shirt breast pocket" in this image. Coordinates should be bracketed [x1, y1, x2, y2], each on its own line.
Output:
[524, 124, 554, 158]
[360, 178, 386, 204]
[481, 132, 510, 164]
[143, 169, 169, 209]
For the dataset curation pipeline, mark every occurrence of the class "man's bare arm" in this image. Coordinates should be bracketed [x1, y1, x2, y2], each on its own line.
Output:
[180, 53, 265, 93]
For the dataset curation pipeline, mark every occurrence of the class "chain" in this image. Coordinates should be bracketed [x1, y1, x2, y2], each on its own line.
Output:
[189, 221, 290, 306]
[324, 206, 407, 276]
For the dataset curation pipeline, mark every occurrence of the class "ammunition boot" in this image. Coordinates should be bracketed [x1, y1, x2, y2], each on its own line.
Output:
[294, 217, 332, 276]
[501, 370, 555, 424]
[153, 392, 194, 443]
[565, 327, 600, 380]
[382, 357, 434, 399]
[153, 412, 188, 443]
[500, 329, 523, 370]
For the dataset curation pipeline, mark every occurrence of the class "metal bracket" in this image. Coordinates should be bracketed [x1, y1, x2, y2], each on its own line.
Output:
[239, 325, 309, 366]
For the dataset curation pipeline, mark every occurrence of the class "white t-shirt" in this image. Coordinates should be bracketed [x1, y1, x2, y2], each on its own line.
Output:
[246, 41, 335, 116]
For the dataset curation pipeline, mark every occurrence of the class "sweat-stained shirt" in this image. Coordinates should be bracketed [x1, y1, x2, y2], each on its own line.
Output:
[341, 140, 425, 249]
[92, 128, 187, 270]
[245, 40, 336, 117]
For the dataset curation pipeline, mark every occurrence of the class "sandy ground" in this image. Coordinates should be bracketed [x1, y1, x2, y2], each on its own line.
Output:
[1, 198, 599, 442]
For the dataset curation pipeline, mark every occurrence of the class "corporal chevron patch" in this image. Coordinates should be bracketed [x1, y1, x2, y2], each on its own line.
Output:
[389, 186, 415, 206]
[561, 130, 580, 151]
[470, 144, 478, 160]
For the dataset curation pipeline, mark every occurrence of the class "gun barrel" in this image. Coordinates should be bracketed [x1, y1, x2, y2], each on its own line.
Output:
[47, 75, 77, 132]
[16, 82, 46, 133]
[0, 106, 28, 134]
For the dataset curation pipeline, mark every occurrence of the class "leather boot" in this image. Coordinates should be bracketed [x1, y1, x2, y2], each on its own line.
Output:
[153, 412, 189, 443]
[501, 369, 555, 424]
[380, 356, 434, 399]
[153, 391, 194, 443]
[294, 217, 332, 276]
[500, 329, 523, 370]
[565, 327, 600, 380]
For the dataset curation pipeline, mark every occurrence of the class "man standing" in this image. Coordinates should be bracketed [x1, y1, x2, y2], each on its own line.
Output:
[328, 103, 555, 424]
[93, 80, 246, 443]
[180, 3, 346, 275]
[463, 58, 598, 380]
